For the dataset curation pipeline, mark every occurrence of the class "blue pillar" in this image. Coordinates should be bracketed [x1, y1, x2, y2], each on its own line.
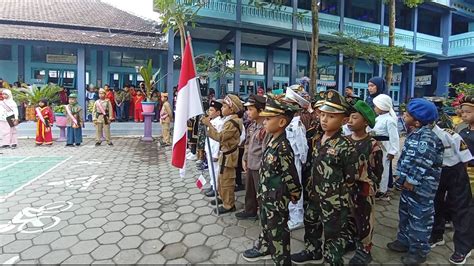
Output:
[344, 65, 350, 89]
[266, 48, 274, 90]
[166, 29, 174, 106]
[292, 0, 298, 30]
[400, 64, 408, 104]
[408, 62, 416, 98]
[378, 1, 385, 75]
[289, 38, 297, 85]
[236, 0, 242, 22]
[17, 45, 24, 83]
[96, 50, 103, 88]
[337, 53, 344, 94]
[412, 7, 418, 50]
[436, 61, 450, 96]
[441, 10, 452, 56]
[77, 46, 86, 119]
[234, 30, 241, 95]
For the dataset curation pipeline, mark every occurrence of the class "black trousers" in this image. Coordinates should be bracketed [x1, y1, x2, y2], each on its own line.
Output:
[431, 162, 473, 255]
[235, 147, 244, 186]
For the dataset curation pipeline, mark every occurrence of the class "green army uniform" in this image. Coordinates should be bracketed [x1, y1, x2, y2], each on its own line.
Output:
[243, 96, 302, 265]
[308, 90, 359, 265]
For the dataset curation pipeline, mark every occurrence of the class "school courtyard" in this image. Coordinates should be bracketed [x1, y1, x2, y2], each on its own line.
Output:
[0, 137, 468, 264]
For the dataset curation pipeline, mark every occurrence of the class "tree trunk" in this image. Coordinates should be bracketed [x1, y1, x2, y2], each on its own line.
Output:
[351, 64, 356, 86]
[179, 26, 186, 56]
[309, 0, 319, 97]
[386, 0, 396, 91]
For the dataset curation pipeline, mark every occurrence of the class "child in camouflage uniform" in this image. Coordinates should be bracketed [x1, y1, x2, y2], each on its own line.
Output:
[292, 90, 358, 265]
[346, 100, 383, 265]
[387, 98, 444, 264]
[242, 95, 301, 265]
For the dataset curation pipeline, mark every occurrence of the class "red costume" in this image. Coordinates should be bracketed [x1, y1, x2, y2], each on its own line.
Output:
[134, 94, 144, 122]
[106, 90, 116, 116]
[59, 91, 68, 104]
[35, 106, 54, 145]
[129, 88, 136, 120]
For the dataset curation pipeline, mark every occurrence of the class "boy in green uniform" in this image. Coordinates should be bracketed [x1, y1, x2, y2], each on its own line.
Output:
[242, 95, 302, 265]
[293, 89, 358, 265]
[346, 100, 383, 265]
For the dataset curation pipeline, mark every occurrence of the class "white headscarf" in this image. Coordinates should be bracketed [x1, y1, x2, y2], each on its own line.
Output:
[373, 94, 397, 118]
[1, 89, 16, 109]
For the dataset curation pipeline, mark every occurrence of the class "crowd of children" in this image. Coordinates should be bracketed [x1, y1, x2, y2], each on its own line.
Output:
[189, 79, 473, 265]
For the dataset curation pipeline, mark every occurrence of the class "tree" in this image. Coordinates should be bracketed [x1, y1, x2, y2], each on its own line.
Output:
[195, 50, 235, 84]
[385, 0, 424, 90]
[154, 0, 203, 54]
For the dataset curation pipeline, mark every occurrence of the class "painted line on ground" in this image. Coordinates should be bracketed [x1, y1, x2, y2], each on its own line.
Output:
[0, 156, 72, 203]
[2, 255, 19, 265]
[0, 157, 32, 171]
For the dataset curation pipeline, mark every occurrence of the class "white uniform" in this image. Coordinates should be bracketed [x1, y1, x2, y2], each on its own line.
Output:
[432, 125, 473, 166]
[285, 116, 308, 226]
[371, 113, 400, 193]
[205, 116, 225, 189]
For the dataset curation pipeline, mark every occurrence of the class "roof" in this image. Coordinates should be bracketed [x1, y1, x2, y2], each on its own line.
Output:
[0, 0, 167, 50]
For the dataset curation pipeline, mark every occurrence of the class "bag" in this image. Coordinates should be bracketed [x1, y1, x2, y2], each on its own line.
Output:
[6, 114, 15, 127]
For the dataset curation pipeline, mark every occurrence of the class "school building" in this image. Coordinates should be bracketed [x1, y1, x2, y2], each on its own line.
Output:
[1, 0, 474, 107]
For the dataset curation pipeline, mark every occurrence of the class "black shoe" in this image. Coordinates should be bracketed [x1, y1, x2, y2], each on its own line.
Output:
[210, 198, 223, 205]
[1, 145, 9, 149]
[95, 142, 101, 146]
[235, 211, 258, 220]
[349, 249, 372, 265]
[401, 253, 426, 265]
[10, 144, 17, 149]
[203, 187, 213, 194]
[345, 240, 357, 253]
[291, 250, 323, 264]
[235, 184, 245, 192]
[449, 251, 472, 265]
[75, 143, 81, 146]
[387, 240, 408, 253]
[65, 144, 74, 147]
[429, 236, 445, 248]
[242, 247, 272, 262]
[213, 205, 235, 214]
[205, 190, 216, 197]
[107, 142, 113, 146]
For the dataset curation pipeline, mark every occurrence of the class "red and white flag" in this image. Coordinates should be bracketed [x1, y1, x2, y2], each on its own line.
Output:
[172, 35, 204, 169]
[196, 174, 207, 190]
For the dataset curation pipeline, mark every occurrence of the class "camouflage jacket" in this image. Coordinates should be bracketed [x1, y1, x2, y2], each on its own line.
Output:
[258, 132, 302, 209]
[396, 124, 444, 197]
[312, 131, 358, 198]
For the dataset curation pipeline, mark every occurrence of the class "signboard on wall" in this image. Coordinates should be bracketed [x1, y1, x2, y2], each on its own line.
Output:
[240, 68, 257, 75]
[392, 73, 402, 83]
[415, 75, 432, 86]
[46, 54, 77, 64]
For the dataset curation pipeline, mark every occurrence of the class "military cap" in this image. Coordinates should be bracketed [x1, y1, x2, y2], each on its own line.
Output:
[351, 100, 376, 128]
[260, 95, 300, 117]
[318, 89, 348, 114]
[244, 94, 266, 109]
[210, 99, 223, 111]
[407, 98, 438, 125]
[223, 94, 244, 113]
[69, 93, 78, 98]
[314, 100, 325, 108]
[460, 95, 474, 107]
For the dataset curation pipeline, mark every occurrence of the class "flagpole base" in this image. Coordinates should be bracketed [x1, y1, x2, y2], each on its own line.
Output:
[142, 112, 155, 142]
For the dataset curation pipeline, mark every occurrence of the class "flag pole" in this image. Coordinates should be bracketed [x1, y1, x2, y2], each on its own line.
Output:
[186, 31, 220, 216]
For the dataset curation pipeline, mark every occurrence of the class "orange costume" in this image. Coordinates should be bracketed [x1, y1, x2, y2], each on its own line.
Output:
[106, 90, 116, 117]
[35, 106, 54, 145]
[134, 94, 144, 122]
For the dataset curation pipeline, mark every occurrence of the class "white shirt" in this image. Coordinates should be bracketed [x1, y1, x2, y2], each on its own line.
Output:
[432, 125, 473, 167]
[285, 116, 308, 178]
[371, 113, 400, 156]
[205, 116, 225, 160]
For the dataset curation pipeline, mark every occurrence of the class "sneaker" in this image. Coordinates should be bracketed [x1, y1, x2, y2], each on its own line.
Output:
[349, 249, 372, 265]
[291, 250, 323, 264]
[288, 220, 304, 231]
[213, 205, 236, 214]
[95, 142, 101, 146]
[429, 237, 445, 248]
[242, 247, 272, 262]
[401, 253, 426, 264]
[386, 240, 408, 253]
[1, 145, 9, 149]
[235, 211, 258, 220]
[375, 192, 390, 201]
[449, 251, 472, 265]
[10, 144, 17, 149]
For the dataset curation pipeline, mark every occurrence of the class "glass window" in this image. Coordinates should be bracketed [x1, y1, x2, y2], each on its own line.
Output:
[0, 45, 12, 60]
[345, 0, 379, 23]
[33, 69, 46, 79]
[418, 9, 441, 36]
[109, 51, 122, 67]
[366, 73, 372, 82]
[274, 63, 289, 77]
[137, 74, 144, 81]
[360, 73, 367, 84]
[256, 62, 265, 75]
[86, 72, 90, 85]
[354, 72, 360, 83]
[32, 46, 47, 62]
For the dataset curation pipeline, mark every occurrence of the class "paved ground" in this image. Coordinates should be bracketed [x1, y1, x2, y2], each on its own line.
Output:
[0, 138, 471, 264]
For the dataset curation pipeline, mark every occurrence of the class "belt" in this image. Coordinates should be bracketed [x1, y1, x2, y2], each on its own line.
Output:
[220, 146, 238, 174]
[373, 135, 389, 141]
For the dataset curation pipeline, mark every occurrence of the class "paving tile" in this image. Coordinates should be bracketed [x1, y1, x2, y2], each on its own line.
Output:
[139, 239, 165, 255]
[91, 244, 120, 260]
[118, 236, 142, 249]
[70, 240, 100, 255]
[20, 245, 51, 260]
[112, 249, 143, 264]
[161, 243, 187, 260]
[39, 249, 71, 264]
[185, 246, 213, 263]
[183, 232, 207, 247]
[51, 236, 79, 250]
[97, 232, 123, 245]
[160, 231, 184, 245]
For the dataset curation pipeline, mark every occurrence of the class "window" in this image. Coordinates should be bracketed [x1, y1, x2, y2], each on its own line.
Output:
[298, 65, 307, 77]
[110, 51, 122, 67]
[109, 51, 151, 67]
[33, 69, 46, 80]
[274, 63, 289, 77]
[31, 46, 77, 62]
[0, 45, 12, 60]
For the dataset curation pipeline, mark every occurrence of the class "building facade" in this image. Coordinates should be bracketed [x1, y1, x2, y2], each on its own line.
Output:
[164, 0, 474, 106]
[0, 0, 167, 107]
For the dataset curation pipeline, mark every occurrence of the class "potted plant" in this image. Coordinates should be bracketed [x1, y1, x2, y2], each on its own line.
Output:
[53, 105, 67, 127]
[12, 84, 61, 121]
[139, 59, 161, 113]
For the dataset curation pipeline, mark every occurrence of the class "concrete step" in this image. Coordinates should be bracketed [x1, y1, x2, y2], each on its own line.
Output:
[16, 121, 164, 138]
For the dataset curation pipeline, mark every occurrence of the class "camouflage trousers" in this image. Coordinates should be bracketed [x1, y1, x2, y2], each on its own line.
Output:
[397, 189, 435, 256]
[256, 199, 291, 265]
[304, 189, 350, 265]
[348, 191, 375, 251]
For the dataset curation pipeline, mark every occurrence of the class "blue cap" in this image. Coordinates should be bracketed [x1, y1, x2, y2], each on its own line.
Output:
[407, 98, 438, 125]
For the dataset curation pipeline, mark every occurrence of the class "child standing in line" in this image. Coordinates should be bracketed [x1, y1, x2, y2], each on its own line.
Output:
[160, 93, 173, 146]
[64, 93, 84, 147]
[134, 90, 145, 122]
[459, 95, 474, 196]
[35, 99, 54, 145]
[387, 98, 444, 265]
[371, 94, 399, 201]
[346, 100, 384, 265]
[93, 88, 114, 146]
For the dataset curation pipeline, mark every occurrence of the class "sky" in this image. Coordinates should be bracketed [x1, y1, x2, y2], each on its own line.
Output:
[101, 0, 161, 21]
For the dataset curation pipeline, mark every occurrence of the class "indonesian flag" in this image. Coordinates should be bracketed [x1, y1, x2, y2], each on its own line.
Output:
[196, 174, 207, 190]
[172, 35, 204, 169]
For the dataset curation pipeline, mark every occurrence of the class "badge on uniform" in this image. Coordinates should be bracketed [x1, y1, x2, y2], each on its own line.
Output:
[418, 141, 428, 154]
[460, 140, 468, 151]
[327, 148, 337, 156]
